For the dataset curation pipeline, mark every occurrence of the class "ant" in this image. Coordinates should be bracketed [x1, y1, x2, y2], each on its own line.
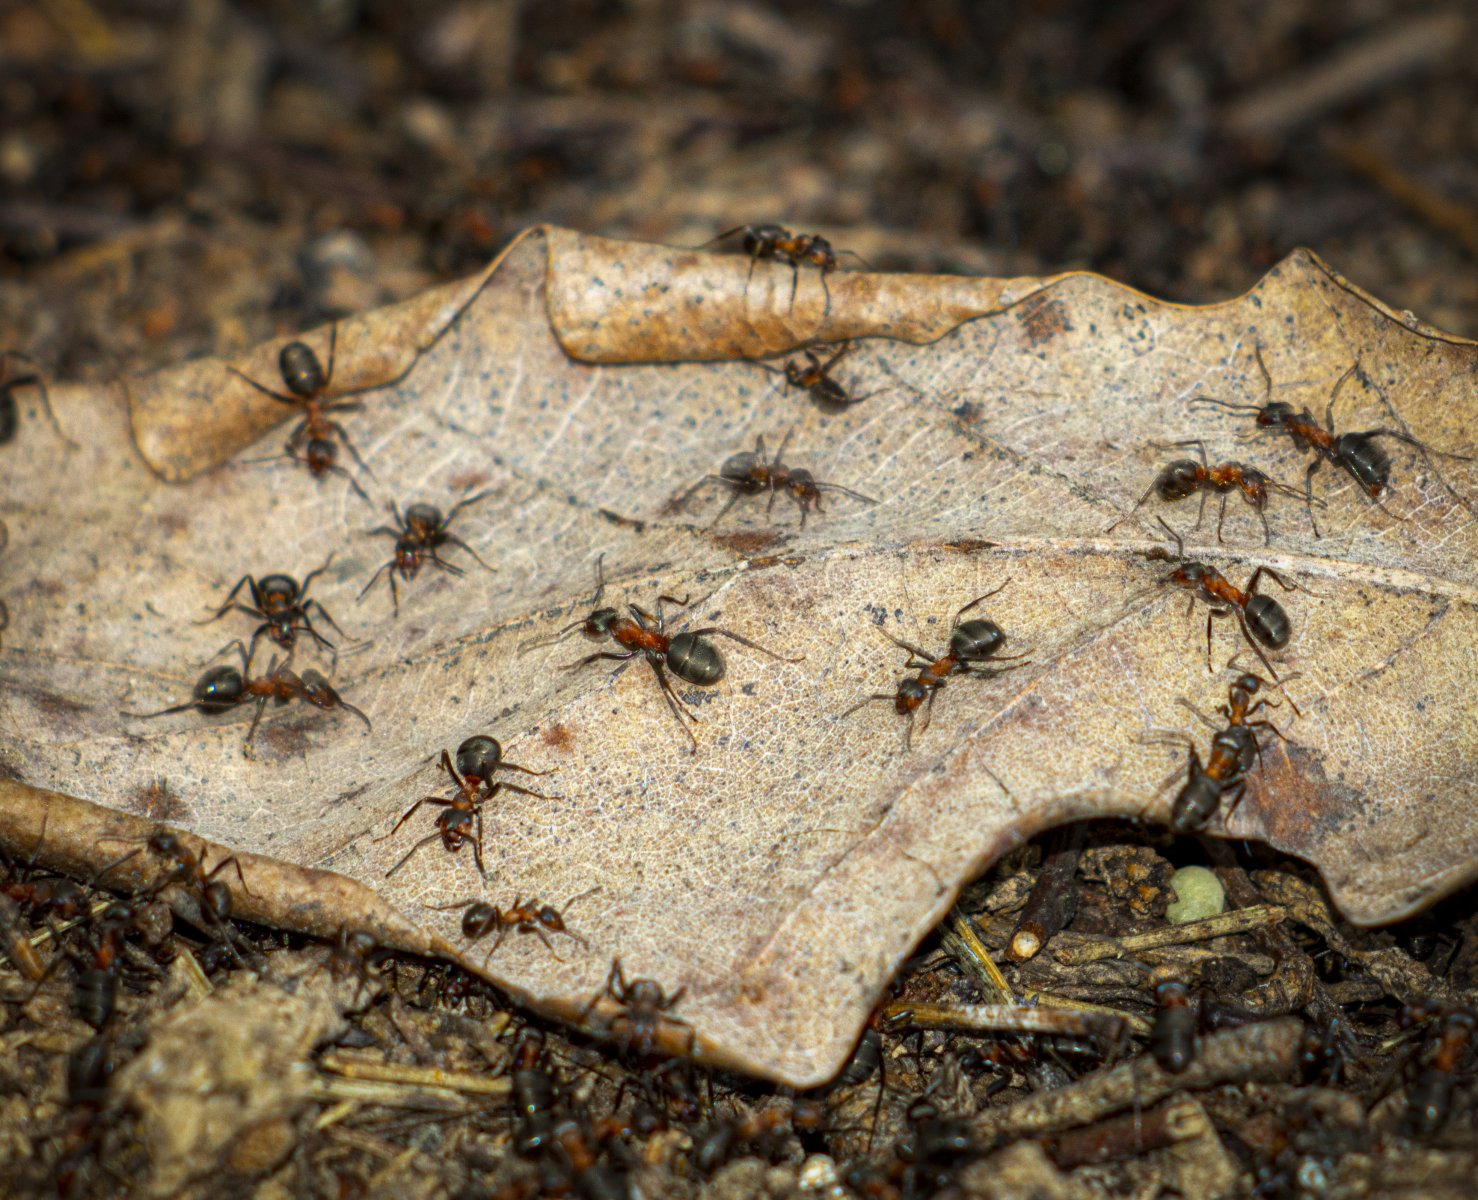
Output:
[508, 1028, 560, 1156]
[1402, 1005, 1475, 1137]
[379, 734, 554, 879]
[229, 327, 375, 500]
[842, 582, 1027, 749]
[758, 341, 880, 409]
[127, 642, 370, 757]
[1193, 347, 1474, 535]
[1109, 439, 1312, 545]
[1149, 979, 1198, 1073]
[429, 887, 597, 961]
[667, 428, 877, 529]
[1159, 669, 1297, 832]
[357, 491, 493, 615]
[693, 1101, 825, 1174]
[582, 958, 694, 1062]
[1147, 517, 1319, 680]
[704, 223, 867, 313]
[198, 556, 345, 669]
[521, 558, 803, 752]
[1, 349, 77, 447]
[547, 1115, 631, 1200]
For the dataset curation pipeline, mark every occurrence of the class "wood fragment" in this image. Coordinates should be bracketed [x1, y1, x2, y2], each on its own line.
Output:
[1021, 990, 1154, 1038]
[942, 906, 1016, 1003]
[1044, 1096, 1202, 1168]
[1053, 904, 1284, 965]
[318, 1049, 513, 1097]
[971, 1017, 1304, 1140]
[1008, 824, 1085, 962]
[881, 1001, 1126, 1041]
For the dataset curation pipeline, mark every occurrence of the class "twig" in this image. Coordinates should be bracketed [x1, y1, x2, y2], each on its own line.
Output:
[1021, 990, 1154, 1038]
[941, 905, 1015, 1004]
[1007, 824, 1085, 962]
[881, 1001, 1126, 1041]
[1044, 1096, 1204, 1169]
[1053, 904, 1284, 965]
[318, 1049, 512, 1098]
[971, 1017, 1304, 1140]
[1332, 137, 1478, 258]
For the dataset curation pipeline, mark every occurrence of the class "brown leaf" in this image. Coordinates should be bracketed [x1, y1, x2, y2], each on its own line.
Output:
[2, 228, 1475, 1085]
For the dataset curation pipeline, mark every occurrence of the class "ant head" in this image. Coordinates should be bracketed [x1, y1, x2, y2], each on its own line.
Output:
[1232, 672, 1264, 696]
[806, 237, 837, 271]
[720, 451, 760, 485]
[950, 618, 1005, 661]
[1155, 978, 1191, 1004]
[404, 502, 445, 535]
[305, 437, 337, 475]
[456, 734, 504, 780]
[585, 607, 620, 637]
[439, 808, 476, 842]
[896, 678, 929, 710]
[1258, 401, 1296, 428]
[147, 830, 182, 857]
[626, 979, 665, 1009]
[193, 665, 244, 711]
[278, 342, 325, 397]
[256, 574, 299, 609]
[298, 669, 339, 707]
[1155, 459, 1203, 501]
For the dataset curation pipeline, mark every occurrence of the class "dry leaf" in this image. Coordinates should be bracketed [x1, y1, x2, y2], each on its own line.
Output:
[2, 228, 1475, 1085]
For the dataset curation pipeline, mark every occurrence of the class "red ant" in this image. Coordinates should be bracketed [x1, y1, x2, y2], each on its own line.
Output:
[1158, 668, 1298, 832]
[703, 223, 868, 313]
[582, 958, 694, 1062]
[1193, 347, 1474, 535]
[842, 582, 1027, 749]
[127, 641, 370, 756]
[230, 326, 375, 501]
[198, 556, 345, 669]
[1399, 1004, 1475, 1137]
[547, 1115, 630, 1200]
[667, 428, 877, 528]
[0, 349, 77, 447]
[1149, 979, 1197, 1073]
[754, 341, 881, 409]
[1147, 517, 1320, 680]
[357, 491, 493, 615]
[379, 734, 554, 879]
[1109, 439, 1312, 545]
[693, 1101, 825, 1174]
[520, 558, 803, 751]
[430, 887, 597, 962]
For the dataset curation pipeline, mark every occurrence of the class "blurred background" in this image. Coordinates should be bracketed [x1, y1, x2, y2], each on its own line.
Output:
[1, 0, 1475, 378]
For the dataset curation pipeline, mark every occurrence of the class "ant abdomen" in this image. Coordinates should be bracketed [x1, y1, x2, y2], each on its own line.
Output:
[1156, 460, 1203, 501]
[194, 666, 245, 711]
[1243, 594, 1290, 649]
[279, 342, 326, 397]
[949, 619, 1006, 661]
[455, 735, 504, 779]
[1335, 432, 1392, 497]
[667, 632, 724, 686]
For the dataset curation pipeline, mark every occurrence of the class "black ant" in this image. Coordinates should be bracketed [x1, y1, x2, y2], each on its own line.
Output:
[357, 491, 493, 615]
[1193, 347, 1474, 535]
[127, 642, 370, 756]
[1401, 1005, 1475, 1137]
[229, 327, 374, 501]
[703, 223, 867, 313]
[520, 558, 803, 752]
[379, 734, 554, 879]
[429, 887, 597, 961]
[198, 556, 345, 669]
[1149, 979, 1198, 1073]
[582, 958, 694, 1061]
[842, 582, 1027, 749]
[508, 1028, 560, 1156]
[1, 350, 77, 447]
[1109, 439, 1312, 545]
[1148, 517, 1320, 680]
[667, 429, 877, 528]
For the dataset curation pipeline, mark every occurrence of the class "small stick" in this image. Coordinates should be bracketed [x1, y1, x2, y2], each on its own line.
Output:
[318, 1049, 513, 1098]
[1021, 990, 1154, 1038]
[972, 1017, 1304, 1140]
[881, 1001, 1127, 1042]
[941, 905, 1015, 1004]
[1008, 824, 1085, 962]
[1053, 904, 1284, 965]
[1044, 1096, 1204, 1169]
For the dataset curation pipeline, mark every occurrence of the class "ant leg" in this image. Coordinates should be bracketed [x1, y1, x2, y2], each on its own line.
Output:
[787, 261, 800, 313]
[1235, 615, 1281, 680]
[1175, 697, 1219, 732]
[1213, 492, 1230, 545]
[650, 594, 692, 628]
[440, 534, 494, 572]
[425, 549, 467, 578]
[953, 579, 1011, 624]
[494, 757, 555, 778]
[385, 830, 444, 879]
[227, 366, 296, 405]
[666, 474, 727, 514]
[1302, 459, 1324, 538]
[199, 577, 258, 624]
[323, 323, 339, 388]
[1192, 486, 1209, 534]
[689, 626, 805, 662]
[1106, 479, 1158, 533]
[202, 853, 255, 898]
[820, 268, 832, 317]
[301, 600, 346, 643]
[1219, 780, 1249, 828]
[242, 696, 270, 758]
[485, 779, 554, 801]
[1245, 566, 1327, 599]
[324, 420, 372, 475]
[649, 658, 701, 751]
[375, 796, 443, 842]
[472, 809, 487, 879]
[566, 650, 639, 671]
[706, 488, 745, 529]
[839, 693, 898, 719]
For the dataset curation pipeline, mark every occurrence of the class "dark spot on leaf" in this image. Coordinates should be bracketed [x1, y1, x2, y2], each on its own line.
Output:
[542, 723, 575, 752]
[710, 529, 781, 556]
[1018, 297, 1072, 346]
[133, 776, 188, 823]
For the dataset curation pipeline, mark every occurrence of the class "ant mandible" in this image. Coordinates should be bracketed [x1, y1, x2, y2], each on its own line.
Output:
[703, 223, 867, 314]
[843, 581, 1028, 749]
[1109, 438, 1313, 545]
[1193, 346, 1474, 535]
[229, 326, 373, 502]
[520, 558, 804, 752]
[127, 641, 370, 756]
[198, 555, 345, 670]
[428, 886, 598, 961]
[357, 491, 494, 615]
[1, 350, 78, 448]
[667, 428, 877, 529]
[379, 734, 555, 879]
[1148, 517, 1321, 680]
